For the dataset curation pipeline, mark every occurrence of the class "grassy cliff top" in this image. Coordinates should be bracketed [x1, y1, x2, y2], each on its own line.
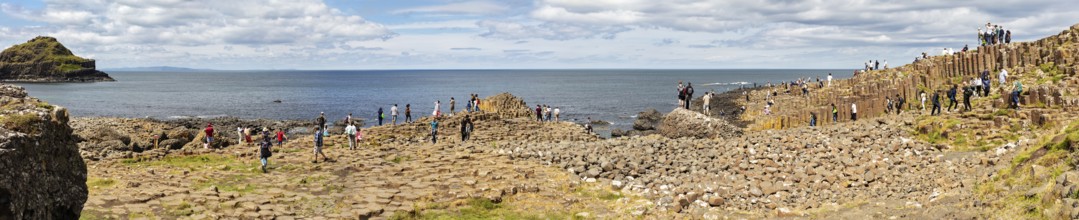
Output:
[0, 36, 91, 64]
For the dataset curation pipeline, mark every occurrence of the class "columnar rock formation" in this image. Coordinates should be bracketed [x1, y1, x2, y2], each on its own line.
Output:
[0, 36, 114, 82]
[748, 24, 1079, 130]
[0, 84, 87, 219]
[479, 92, 533, 119]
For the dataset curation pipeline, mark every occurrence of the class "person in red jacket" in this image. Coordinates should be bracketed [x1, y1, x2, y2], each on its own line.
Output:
[203, 123, 214, 149]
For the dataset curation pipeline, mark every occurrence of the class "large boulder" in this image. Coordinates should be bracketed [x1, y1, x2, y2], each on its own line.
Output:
[656, 108, 742, 139]
[0, 84, 87, 219]
[633, 109, 663, 131]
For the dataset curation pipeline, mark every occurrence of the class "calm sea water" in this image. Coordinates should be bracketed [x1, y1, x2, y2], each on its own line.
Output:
[15, 69, 850, 129]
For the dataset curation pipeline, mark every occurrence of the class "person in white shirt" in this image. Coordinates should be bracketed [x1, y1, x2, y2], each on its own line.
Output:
[433, 101, 441, 117]
[883, 60, 888, 69]
[998, 68, 1008, 86]
[553, 107, 561, 121]
[345, 123, 357, 150]
[851, 103, 858, 121]
[237, 127, 243, 145]
[702, 92, 712, 115]
[920, 91, 927, 111]
[390, 104, 399, 125]
[827, 73, 833, 86]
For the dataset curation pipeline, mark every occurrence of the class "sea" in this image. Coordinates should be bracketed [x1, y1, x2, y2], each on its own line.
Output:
[14, 69, 850, 132]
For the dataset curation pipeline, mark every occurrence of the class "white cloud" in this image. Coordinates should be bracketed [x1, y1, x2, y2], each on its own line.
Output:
[392, 1, 509, 15]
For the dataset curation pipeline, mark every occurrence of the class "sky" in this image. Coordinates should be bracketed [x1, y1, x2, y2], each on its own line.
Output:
[0, 0, 1077, 70]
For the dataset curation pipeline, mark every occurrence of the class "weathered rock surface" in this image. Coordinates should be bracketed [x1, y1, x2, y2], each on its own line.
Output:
[656, 108, 742, 139]
[0, 36, 113, 82]
[0, 84, 87, 219]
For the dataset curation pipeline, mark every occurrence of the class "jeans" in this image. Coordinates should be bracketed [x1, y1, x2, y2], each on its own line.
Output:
[260, 158, 267, 167]
[348, 134, 356, 149]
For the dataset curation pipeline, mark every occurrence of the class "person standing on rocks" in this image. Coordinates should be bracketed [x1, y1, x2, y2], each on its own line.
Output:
[237, 127, 243, 146]
[449, 97, 456, 116]
[377, 107, 384, 126]
[534, 105, 542, 122]
[345, 122, 357, 150]
[345, 113, 352, 125]
[931, 90, 942, 116]
[982, 70, 991, 97]
[677, 81, 685, 109]
[1012, 81, 1023, 110]
[460, 115, 473, 142]
[827, 73, 833, 87]
[920, 91, 927, 112]
[434, 100, 442, 118]
[831, 103, 838, 123]
[313, 126, 327, 163]
[405, 104, 412, 123]
[999, 68, 1008, 87]
[702, 91, 712, 116]
[244, 127, 252, 145]
[584, 117, 593, 133]
[391, 104, 399, 125]
[545, 105, 553, 121]
[204, 123, 215, 149]
[896, 94, 904, 114]
[554, 107, 561, 121]
[684, 83, 694, 109]
[809, 112, 817, 127]
[275, 129, 286, 145]
[430, 118, 439, 144]
[316, 112, 326, 132]
[850, 102, 858, 121]
[258, 139, 272, 173]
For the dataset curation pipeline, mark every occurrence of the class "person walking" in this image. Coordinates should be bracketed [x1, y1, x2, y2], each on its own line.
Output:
[312, 126, 327, 163]
[684, 82, 695, 109]
[460, 115, 472, 142]
[947, 84, 958, 112]
[831, 103, 838, 123]
[391, 104, 399, 125]
[405, 104, 412, 123]
[345, 122, 357, 150]
[850, 102, 858, 121]
[377, 107, 384, 126]
[449, 97, 456, 116]
[827, 73, 833, 87]
[1013, 81, 1023, 110]
[430, 118, 439, 144]
[204, 123, 215, 149]
[931, 91, 942, 116]
[895, 94, 904, 114]
[258, 139, 272, 173]
[982, 70, 991, 97]
[316, 112, 327, 132]
[963, 86, 973, 111]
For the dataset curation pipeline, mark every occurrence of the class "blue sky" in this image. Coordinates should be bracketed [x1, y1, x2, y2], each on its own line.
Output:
[1, 0, 1077, 70]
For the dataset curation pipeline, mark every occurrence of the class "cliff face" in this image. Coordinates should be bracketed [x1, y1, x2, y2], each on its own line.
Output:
[0, 36, 114, 82]
[0, 84, 88, 218]
[747, 23, 1079, 130]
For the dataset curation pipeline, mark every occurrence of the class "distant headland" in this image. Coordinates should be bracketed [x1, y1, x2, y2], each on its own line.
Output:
[0, 36, 114, 82]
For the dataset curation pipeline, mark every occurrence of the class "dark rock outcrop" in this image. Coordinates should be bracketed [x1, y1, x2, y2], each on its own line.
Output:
[0, 36, 114, 82]
[0, 84, 87, 219]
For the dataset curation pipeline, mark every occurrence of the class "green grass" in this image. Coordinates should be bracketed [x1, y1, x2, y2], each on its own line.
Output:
[389, 155, 411, 164]
[1035, 62, 1064, 84]
[0, 113, 41, 134]
[86, 177, 116, 189]
[121, 154, 238, 170]
[390, 198, 579, 220]
[195, 174, 257, 194]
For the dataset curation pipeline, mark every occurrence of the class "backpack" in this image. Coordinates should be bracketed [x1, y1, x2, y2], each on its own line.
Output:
[260, 142, 272, 158]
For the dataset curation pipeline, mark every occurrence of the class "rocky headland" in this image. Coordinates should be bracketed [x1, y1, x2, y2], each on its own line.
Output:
[0, 36, 114, 82]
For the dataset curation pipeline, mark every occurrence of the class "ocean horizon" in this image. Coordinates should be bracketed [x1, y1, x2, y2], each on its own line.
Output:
[15, 69, 852, 129]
